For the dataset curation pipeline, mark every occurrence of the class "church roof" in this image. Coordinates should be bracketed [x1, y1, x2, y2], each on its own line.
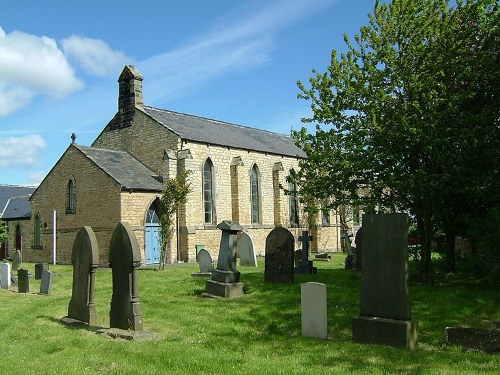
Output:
[75, 145, 164, 192]
[2, 195, 32, 220]
[0, 185, 36, 218]
[142, 106, 307, 158]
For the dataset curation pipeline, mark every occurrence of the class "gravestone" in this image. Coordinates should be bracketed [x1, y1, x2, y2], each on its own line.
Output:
[109, 222, 144, 331]
[63, 226, 99, 326]
[355, 227, 363, 270]
[301, 282, 327, 339]
[204, 221, 244, 298]
[17, 268, 29, 293]
[35, 262, 49, 280]
[294, 231, 317, 274]
[12, 250, 22, 271]
[264, 227, 295, 284]
[352, 213, 418, 349]
[191, 248, 213, 277]
[238, 232, 257, 267]
[294, 249, 302, 266]
[1, 261, 11, 289]
[40, 270, 53, 295]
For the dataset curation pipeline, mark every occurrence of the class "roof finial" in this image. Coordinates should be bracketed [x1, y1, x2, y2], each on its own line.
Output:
[71, 133, 76, 144]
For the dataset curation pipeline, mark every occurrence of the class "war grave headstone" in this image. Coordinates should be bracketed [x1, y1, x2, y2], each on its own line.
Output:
[301, 282, 327, 339]
[1, 260, 11, 289]
[294, 231, 317, 274]
[264, 227, 295, 284]
[191, 248, 214, 277]
[108, 222, 144, 331]
[17, 268, 29, 293]
[12, 250, 22, 271]
[204, 221, 244, 298]
[352, 213, 418, 349]
[35, 262, 49, 280]
[62, 226, 99, 326]
[39, 270, 53, 295]
[238, 231, 257, 267]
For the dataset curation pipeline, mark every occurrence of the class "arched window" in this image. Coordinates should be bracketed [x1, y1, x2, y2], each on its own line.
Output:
[203, 158, 215, 224]
[67, 177, 76, 214]
[147, 199, 160, 224]
[289, 182, 299, 227]
[15, 224, 22, 250]
[34, 214, 42, 249]
[251, 164, 261, 224]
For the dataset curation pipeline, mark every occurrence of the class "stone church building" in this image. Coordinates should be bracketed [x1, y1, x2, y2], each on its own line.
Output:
[26, 65, 342, 266]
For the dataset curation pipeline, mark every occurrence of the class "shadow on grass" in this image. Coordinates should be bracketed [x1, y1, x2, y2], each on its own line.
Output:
[39, 314, 106, 333]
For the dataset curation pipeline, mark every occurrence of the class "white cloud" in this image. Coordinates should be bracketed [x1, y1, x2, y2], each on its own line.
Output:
[0, 26, 83, 117]
[0, 134, 46, 168]
[61, 35, 133, 76]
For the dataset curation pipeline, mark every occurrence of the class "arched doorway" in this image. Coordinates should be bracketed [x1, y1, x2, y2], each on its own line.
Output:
[145, 200, 161, 264]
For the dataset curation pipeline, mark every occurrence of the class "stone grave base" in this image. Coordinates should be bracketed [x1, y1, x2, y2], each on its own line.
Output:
[60, 316, 93, 328]
[204, 280, 244, 298]
[445, 326, 500, 353]
[96, 328, 155, 341]
[353, 316, 418, 349]
[294, 260, 317, 274]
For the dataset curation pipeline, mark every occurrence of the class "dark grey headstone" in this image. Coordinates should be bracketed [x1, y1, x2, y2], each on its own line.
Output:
[294, 231, 317, 274]
[353, 213, 418, 349]
[355, 227, 363, 270]
[35, 263, 48, 280]
[17, 268, 29, 293]
[109, 222, 143, 331]
[264, 227, 295, 284]
[65, 226, 99, 326]
[12, 250, 22, 271]
[238, 232, 257, 267]
[40, 270, 53, 295]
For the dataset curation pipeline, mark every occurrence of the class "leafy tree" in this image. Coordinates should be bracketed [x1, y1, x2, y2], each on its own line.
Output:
[0, 221, 8, 244]
[290, 0, 499, 283]
[158, 171, 192, 270]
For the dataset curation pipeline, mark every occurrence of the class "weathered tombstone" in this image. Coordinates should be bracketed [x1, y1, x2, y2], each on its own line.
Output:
[109, 222, 143, 331]
[352, 213, 418, 349]
[62, 226, 99, 326]
[355, 227, 363, 270]
[17, 268, 29, 293]
[1, 261, 11, 289]
[238, 232, 257, 267]
[40, 270, 53, 295]
[191, 248, 213, 277]
[294, 231, 317, 274]
[12, 250, 22, 271]
[204, 221, 244, 298]
[34, 262, 49, 280]
[301, 282, 327, 339]
[264, 227, 295, 284]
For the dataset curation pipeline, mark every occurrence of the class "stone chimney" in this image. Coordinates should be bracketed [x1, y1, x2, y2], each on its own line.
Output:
[114, 65, 143, 129]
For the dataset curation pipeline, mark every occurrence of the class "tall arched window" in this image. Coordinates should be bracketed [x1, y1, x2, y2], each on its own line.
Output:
[67, 177, 76, 214]
[34, 214, 42, 249]
[15, 224, 22, 250]
[203, 158, 215, 224]
[251, 164, 261, 224]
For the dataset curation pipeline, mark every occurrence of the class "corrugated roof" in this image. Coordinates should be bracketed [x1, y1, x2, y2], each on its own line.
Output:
[142, 106, 306, 158]
[75, 145, 164, 192]
[2, 195, 32, 219]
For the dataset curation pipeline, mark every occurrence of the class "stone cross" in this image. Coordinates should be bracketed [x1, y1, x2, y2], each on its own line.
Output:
[294, 230, 317, 275]
[299, 231, 313, 263]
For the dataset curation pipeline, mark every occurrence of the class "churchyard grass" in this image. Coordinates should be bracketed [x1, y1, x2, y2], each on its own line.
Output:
[0, 254, 498, 374]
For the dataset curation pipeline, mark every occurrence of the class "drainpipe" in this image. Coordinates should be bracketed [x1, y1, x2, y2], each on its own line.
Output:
[52, 209, 56, 265]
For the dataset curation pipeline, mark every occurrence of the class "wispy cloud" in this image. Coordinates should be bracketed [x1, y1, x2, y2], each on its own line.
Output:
[0, 27, 83, 117]
[141, 0, 335, 102]
[0, 134, 46, 168]
[61, 35, 134, 76]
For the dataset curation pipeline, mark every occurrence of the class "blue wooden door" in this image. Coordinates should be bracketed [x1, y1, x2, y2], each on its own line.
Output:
[145, 224, 160, 264]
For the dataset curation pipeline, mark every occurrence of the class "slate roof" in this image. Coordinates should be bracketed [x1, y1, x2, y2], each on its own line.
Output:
[75, 145, 164, 192]
[0, 185, 36, 218]
[2, 195, 32, 219]
[142, 106, 307, 158]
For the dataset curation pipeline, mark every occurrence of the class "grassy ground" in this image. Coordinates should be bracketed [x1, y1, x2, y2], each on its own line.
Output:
[0, 254, 498, 374]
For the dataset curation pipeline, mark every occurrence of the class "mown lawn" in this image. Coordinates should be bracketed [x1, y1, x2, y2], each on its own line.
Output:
[0, 253, 498, 374]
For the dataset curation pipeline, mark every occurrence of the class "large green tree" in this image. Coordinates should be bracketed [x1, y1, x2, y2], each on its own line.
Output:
[0, 221, 8, 245]
[290, 0, 499, 283]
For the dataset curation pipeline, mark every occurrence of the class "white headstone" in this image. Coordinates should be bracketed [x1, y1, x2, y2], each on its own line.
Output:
[238, 232, 257, 267]
[197, 249, 214, 273]
[301, 282, 327, 339]
[1, 261, 11, 289]
[40, 270, 53, 295]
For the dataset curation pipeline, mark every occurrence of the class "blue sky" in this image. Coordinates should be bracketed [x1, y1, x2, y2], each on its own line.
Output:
[0, 0, 377, 185]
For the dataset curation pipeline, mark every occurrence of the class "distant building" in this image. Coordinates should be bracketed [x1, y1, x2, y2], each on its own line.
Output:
[27, 65, 342, 265]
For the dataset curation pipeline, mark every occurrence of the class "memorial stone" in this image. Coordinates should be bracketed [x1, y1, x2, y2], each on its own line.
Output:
[264, 227, 295, 284]
[352, 213, 418, 349]
[1, 261, 11, 289]
[63, 226, 99, 326]
[12, 250, 22, 271]
[238, 232, 257, 267]
[301, 282, 327, 339]
[40, 270, 53, 295]
[355, 227, 363, 270]
[17, 268, 29, 293]
[191, 248, 213, 277]
[35, 262, 49, 280]
[294, 231, 317, 274]
[109, 222, 144, 331]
